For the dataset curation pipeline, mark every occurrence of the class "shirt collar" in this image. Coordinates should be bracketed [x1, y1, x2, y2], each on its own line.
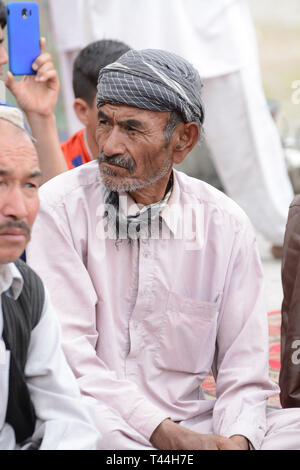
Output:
[0, 263, 24, 300]
[161, 170, 205, 252]
[119, 169, 203, 238]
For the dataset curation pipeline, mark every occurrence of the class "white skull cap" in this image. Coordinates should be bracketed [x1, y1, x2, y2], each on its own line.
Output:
[0, 104, 27, 132]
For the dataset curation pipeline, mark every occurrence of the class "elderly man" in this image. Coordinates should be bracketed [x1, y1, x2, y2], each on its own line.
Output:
[0, 105, 100, 450]
[27, 49, 300, 450]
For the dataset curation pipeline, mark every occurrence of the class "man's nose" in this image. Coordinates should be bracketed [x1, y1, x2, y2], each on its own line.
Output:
[102, 127, 126, 157]
[2, 186, 28, 220]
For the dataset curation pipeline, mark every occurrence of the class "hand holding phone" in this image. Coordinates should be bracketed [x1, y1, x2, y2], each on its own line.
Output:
[6, 2, 40, 76]
[5, 37, 60, 118]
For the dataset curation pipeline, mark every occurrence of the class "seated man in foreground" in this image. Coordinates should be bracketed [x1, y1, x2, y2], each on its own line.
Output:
[27, 48, 300, 450]
[279, 195, 300, 408]
[0, 105, 100, 450]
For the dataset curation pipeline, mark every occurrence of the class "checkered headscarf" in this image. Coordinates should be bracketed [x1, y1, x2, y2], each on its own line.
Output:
[96, 49, 204, 126]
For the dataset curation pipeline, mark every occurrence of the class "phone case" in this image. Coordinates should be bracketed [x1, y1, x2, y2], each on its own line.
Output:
[6, 2, 40, 76]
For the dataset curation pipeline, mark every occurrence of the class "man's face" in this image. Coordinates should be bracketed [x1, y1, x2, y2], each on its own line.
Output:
[96, 103, 173, 192]
[0, 121, 41, 263]
[0, 25, 8, 76]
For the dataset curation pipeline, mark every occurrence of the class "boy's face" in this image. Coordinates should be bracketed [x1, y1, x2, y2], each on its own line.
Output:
[0, 25, 8, 76]
[0, 121, 41, 263]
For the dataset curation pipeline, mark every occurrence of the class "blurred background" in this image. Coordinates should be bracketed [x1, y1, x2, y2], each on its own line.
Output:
[2, 0, 300, 190]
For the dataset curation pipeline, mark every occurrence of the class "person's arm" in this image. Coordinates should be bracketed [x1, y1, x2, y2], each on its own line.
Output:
[4, 38, 68, 184]
[150, 419, 246, 450]
[211, 220, 279, 450]
[25, 288, 100, 450]
[280, 196, 300, 408]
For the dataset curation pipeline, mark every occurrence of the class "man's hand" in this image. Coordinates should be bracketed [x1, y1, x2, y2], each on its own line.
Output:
[230, 434, 249, 450]
[150, 419, 245, 450]
[4, 37, 59, 118]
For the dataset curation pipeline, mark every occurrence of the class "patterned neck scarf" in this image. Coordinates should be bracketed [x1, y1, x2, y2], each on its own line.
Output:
[103, 173, 173, 243]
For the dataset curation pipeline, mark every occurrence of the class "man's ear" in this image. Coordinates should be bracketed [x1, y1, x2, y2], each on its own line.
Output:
[172, 122, 201, 164]
[73, 98, 90, 126]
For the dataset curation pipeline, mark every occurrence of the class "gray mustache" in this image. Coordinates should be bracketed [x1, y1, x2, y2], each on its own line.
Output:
[0, 220, 31, 235]
[98, 153, 136, 174]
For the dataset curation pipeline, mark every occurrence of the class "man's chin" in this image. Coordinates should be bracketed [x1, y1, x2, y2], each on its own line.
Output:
[0, 251, 25, 264]
[100, 171, 146, 193]
[0, 242, 28, 264]
[99, 162, 172, 193]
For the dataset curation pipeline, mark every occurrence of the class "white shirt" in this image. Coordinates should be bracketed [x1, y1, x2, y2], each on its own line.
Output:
[27, 161, 279, 449]
[0, 262, 100, 450]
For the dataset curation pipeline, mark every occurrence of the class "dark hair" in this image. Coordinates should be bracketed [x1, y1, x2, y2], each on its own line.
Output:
[73, 39, 130, 107]
[164, 111, 184, 143]
[0, 0, 6, 29]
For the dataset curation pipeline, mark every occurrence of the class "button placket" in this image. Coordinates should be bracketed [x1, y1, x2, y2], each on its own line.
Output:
[125, 240, 154, 378]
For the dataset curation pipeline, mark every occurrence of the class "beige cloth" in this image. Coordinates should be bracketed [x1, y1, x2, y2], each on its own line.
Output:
[0, 104, 26, 132]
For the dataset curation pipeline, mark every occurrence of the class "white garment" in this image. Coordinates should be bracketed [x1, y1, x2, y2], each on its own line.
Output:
[48, 0, 294, 244]
[49, 0, 258, 76]
[25, 162, 283, 449]
[201, 66, 293, 245]
[0, 262, 100, 450]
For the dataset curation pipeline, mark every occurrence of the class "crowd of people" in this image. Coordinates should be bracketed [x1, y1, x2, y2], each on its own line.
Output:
[0, 0, 300, 450]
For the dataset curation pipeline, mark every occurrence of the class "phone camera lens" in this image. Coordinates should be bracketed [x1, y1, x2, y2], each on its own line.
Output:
[22, 8, 28, 19]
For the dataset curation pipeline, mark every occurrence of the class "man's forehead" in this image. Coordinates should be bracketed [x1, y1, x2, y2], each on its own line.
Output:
[99, 103, 170, 123]
[0, 121, 38, 161]
[0, 149, 41, 177]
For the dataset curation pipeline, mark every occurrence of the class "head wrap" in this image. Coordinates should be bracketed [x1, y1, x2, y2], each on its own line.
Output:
[97, 49, 204, 127]
[0, 101, 35, 140]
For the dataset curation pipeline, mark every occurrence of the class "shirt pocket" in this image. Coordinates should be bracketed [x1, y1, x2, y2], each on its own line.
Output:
[153, 291, 219, 374]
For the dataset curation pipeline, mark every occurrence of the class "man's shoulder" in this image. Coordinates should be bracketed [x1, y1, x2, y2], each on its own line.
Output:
[175, 170, 249, 227]
[14, 259, 44, 293]
[38, 160, 101, 208]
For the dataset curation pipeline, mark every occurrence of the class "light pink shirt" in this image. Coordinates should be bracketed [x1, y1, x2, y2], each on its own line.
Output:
[27, 160, 279, 449]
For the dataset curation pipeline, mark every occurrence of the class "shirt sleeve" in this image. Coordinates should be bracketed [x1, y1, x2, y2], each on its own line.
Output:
[212, 220, 279, 450]
[24, 288, 101, 450]
[26, 201, 168, 441]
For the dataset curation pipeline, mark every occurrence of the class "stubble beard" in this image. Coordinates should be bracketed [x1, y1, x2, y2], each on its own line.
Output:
[99, 154, 173, 193]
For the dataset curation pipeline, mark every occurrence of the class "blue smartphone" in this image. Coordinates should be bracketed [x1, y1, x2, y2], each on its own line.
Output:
[6, 2, 40, 76]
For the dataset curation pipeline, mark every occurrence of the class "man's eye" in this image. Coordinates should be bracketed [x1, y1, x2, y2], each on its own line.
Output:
[25, 182, 38, 189]
[126, 127, 136, 136]
[98, 120, 108, 126]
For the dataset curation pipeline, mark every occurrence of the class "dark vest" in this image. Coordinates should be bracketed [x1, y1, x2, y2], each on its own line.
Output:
[2, 259, 44, 444]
